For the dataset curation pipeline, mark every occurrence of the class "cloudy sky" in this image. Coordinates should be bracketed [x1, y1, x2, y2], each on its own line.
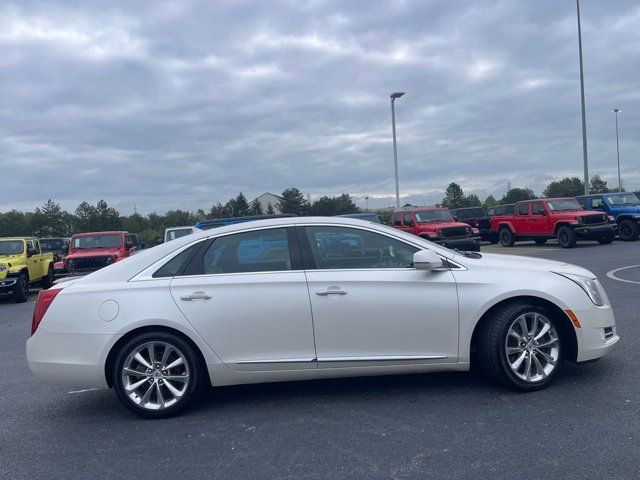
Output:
[1, 0, 639, 214]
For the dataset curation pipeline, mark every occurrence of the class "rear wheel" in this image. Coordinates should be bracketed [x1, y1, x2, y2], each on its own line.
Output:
[113, 332, 205, 418]
[13, 274, 29, 303]
[477, 303, 563, 391]
[618, 219, 640, 241]
[534, 238, 547, 245]
[556, 226, 577, 248]
[41, 267, 54, 289]
[499, 228, 515, 247]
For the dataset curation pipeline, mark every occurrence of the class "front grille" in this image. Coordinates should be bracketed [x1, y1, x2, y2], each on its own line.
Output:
[69, 256, 109, 271]
[477, 218, 491, 229]
[440, 227, 469, 238]
[581, 214, 607, 225]
[603, 327, 615, 341]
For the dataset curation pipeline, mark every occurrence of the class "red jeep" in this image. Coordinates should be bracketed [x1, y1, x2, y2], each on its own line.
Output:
[391, 207, 481, 251]
[492, 198, 614, 248]
[64, 231, 140, 274]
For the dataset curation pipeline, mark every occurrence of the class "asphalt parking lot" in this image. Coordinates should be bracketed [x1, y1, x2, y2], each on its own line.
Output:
[1, 241, 639, 480]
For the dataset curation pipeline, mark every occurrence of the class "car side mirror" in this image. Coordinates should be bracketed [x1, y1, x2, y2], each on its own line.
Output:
[413, 249, 444, 271]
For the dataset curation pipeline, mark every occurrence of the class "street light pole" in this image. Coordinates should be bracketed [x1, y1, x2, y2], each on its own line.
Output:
[390, 91, 405, 209]
[613, 108, 622, 192]
[576, 0, 589, 195]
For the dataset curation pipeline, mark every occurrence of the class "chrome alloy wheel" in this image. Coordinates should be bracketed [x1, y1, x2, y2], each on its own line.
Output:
[505, 312, 560, 383]
[121, 341, 190, 411]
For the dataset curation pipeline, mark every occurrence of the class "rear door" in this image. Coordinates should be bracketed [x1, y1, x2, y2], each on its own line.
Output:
[516, 203, 530, 233]
[169, 227, 317, 370]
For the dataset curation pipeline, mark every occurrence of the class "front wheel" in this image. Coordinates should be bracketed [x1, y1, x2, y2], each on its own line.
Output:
[13, 274, 29, 303]
[113, 332, 205, 418]
[598, 232, 615, 244]
[556, 226, 577, 248]
[477, 303, 563, 391]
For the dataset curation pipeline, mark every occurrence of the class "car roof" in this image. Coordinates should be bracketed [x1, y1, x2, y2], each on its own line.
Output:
[71, 231, 129, 237]
[394, 206, 448, 212]
[0, 237, 36, 241]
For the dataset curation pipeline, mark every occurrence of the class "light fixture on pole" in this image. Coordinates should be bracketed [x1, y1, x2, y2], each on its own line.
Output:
[613, 108, 622, 192]
[576, 0, 590, 195]
[390, 91, 405, 209]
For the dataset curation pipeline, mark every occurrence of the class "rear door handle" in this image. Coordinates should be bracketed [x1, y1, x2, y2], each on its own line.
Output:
[180, 291, 212, 301]
[316, 288, 347, 296]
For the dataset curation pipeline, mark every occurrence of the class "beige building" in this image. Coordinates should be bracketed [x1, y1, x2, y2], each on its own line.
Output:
[252, 192, 282, 214]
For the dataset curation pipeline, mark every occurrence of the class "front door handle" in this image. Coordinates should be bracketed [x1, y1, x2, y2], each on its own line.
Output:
[180, 291, 212, 301]
[316, 287, 347, 296]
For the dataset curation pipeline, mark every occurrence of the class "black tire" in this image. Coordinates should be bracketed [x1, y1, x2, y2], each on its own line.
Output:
[556, 226, 577, 248]
[477, 302, 563, 391]
[499, 227, 515, 247]
[489, 237, 499, 245]
[597, 231, 615, 245]
[618, 219, 640, 241]
[112, 331, 205, 419]
[41, 267, 54, 289]
[534, 238, 547, 245]
[13, 274, 29, 303]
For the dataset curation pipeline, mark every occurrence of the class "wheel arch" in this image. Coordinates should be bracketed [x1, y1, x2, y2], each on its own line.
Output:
[497, 222, 514, 233]
[104, 325, 210, 388]
[469, 295, 578, 365]
[553, 222, 573, 235]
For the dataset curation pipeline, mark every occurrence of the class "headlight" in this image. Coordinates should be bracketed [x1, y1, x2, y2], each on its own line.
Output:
[578, 217, 584, 224]
[0, 266, 5, 272]
[105, 256, 114, 265]
[553, 272, 605, 306]
[67, 259, 75, 268]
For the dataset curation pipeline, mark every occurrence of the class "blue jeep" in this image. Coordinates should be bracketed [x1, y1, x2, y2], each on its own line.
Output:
[577, 192, 640, 241]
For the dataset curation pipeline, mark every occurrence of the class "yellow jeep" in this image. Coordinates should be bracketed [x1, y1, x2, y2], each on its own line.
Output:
[0, 237, 54, 303]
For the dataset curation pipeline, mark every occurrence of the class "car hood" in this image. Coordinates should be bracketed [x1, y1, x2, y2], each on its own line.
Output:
[0, 254, 24, 265]
[66, 249, 121, 259]
[610, 205, 640, 214]
[460, 252, 594, 277]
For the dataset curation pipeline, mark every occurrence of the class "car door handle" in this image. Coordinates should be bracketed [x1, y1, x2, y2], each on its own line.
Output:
[180, 291, 212, 301]
[316, 288, 347, 296]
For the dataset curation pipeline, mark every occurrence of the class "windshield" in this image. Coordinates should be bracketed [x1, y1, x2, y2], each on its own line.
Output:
[40, 239, 65, 252]
[454, 208, 485, 219]
[72, 234, 122, 249]
[604, 193, 640, 206]
[166, 228, 194, 242]
[414, 210, 453, 223]
[0, 240, 24, 255]
[546, 199, 582, 211]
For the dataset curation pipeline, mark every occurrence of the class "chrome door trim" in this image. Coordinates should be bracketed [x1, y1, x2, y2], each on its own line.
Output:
[235, 357, 317, 364]
[317, 355, 447, 362]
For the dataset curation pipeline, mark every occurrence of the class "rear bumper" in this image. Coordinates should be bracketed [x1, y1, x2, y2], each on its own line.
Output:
[26, 328, 114, 388]
[574, 224, 615, 239]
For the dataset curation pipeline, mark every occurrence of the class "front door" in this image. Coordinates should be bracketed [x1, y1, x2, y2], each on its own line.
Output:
[170, 227, 316, 370]
[300, 225, 459, 365]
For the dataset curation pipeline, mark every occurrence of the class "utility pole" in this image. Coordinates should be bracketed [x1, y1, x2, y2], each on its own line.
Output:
[576, 0, 590, 195]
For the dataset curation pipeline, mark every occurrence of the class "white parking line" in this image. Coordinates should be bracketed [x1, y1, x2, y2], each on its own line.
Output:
[606, 265, 640, 285]
[67, 388, 99, 394]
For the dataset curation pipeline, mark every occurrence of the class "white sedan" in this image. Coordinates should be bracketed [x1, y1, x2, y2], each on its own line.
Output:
[27, 217, 619, 418]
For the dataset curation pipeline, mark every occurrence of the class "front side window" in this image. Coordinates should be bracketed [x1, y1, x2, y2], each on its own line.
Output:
[73, 235, 122, 249]
[0, 240, 24, 255]
[304, 226, 418, 270]
[403, 213, 413, 226]
[591, 197, 604, 209]
[393, 214, 402, 226]
[518, 204, 529, 215]
[202, 228, 291, 274]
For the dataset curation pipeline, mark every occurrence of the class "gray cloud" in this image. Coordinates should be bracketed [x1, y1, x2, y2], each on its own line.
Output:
[1, 0, 639, 214]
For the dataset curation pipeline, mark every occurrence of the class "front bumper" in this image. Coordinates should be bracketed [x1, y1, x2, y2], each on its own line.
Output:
[573, 304, 620, 362]
[434, 236, 481, 250]
[574, 224, 615, 239]
[0, 277, 18, 293]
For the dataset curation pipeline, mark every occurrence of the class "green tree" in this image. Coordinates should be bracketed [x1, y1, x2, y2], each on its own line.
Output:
[441, 183, 466, 209]
[501, 187, 536, 204]
[228, 193, 250, 217]
[278, 188, 309, 215]
[465, 194, 482, 207]
[31, 199, 71, 237]
[483, 195, 497, 210]
[95, 200, 122, 230]
[333, 194, 359, 215]
[543, 177, 584, 198]
[209, 202, 231, 219]
[589, 175, 610, 194]
[266, 203, 276, 215]
[249, 199, 264, 216]
[74, 201, 99, 232]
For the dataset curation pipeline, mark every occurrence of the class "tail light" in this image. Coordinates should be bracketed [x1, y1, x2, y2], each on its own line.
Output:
[31, 288, 61, 336]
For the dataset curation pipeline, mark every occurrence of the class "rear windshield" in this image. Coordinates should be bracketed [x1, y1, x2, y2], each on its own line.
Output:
[454, 208, 485, 219]
[414, 210, 453, 222]
[166, 228, 194, 242]
[40, 239, 65, 251]
[546, 199, 582, 211]
[72, 234, 122, 249]
[0, 240, 24, 255]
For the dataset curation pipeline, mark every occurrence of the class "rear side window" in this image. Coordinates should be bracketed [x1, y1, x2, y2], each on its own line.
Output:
[532, 203, 545, 215]
[153, 243, 202, 278]
[202, 228, 292, 274]
[393, 214, 402, 226]
[518, 204, 529, 215]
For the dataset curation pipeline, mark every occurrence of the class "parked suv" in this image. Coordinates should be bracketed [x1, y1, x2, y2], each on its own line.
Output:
[39, 237, 70, 276]
[449, 207, 493, 243]
[391, 207, 481, 251]
[64, 231, 140, 274]
[577, 192, 640, 241]
[492, 198, 614, 248]
[0, 237, 54, 302]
